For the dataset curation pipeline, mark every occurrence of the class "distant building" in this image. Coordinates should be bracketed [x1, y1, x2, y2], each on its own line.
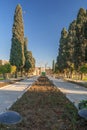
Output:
[33, 66, 52, 76]
[0, 60, 9, 65]
[41, 67, 45, 73]
[33, 67, 41, 75]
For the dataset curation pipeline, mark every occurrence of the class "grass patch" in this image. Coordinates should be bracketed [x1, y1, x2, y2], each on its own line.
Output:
[0, 76, 86, 130]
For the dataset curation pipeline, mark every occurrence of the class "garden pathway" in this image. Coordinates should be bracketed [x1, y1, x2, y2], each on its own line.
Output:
[48, 76, 87, 109]
[0, 76, 38, 113]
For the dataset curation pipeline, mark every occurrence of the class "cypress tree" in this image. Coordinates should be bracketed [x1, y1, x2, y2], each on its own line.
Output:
[24, 50, 35, 74]
[24, 37, 28, 60]
[24, 38, 31, 72]
[10, 4, 25, 76]
[28, 51, 35, 70]
[74, 8, 87, 70]
[56, 7, 87, 78]
[52, 60, 55, 72]
[67, 20, 76, 69]
[57, 28, 68, 72]
[84, 12, 87, 63]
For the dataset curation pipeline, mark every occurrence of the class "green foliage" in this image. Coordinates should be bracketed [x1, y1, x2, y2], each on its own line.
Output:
[0, 65, 7, 74]
[24, 60, 31, 72]
[4, 63, 11, 73]
[57, 28, 68, 72]
[10, 4, 25, 70]
[10, 39, 24, 68]
[78, 100, 87, 109]
[0, 64, 11, 74]
[27, 51, 35, 71]
[24, 38, 35, 72]
[56, 7, 87, 74]
[74, 8, 87, 70]
[80, 64, 87, 73]
[10, 4, 36, 75]
[0, 64, 11, 79]
[52, 60, 55, 72]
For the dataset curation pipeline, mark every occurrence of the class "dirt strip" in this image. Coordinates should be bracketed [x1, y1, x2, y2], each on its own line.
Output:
[0, 76, 86, 130]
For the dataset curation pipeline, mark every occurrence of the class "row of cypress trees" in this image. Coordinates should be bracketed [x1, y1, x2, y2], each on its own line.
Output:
[10, 4, 35, 77]
[56, 8, 87, 78]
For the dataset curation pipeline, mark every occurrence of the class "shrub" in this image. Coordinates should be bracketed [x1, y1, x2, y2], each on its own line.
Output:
[78, 100, 87, 109]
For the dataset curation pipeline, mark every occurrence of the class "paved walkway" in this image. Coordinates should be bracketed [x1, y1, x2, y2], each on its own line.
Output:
[48, 76, 87, 109]
[0, 76, 38, 113]
[1, 75, 87, 113]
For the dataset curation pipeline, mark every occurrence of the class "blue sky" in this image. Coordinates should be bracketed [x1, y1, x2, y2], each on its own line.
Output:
[0, 0, 87, 68]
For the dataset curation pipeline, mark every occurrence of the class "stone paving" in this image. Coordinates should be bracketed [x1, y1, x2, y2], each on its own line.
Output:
[0, 76, 38, 113]
[48, 76, 87, 109]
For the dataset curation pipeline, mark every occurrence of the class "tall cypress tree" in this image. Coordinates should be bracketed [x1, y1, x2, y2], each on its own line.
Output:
[56, 7, 87, 78]
[28, 51, 35, 69]
[74, 8, 87, 70]
[57, 28, 68, 72]
[24, 37, 28, 60]
[24, 37, 31, 72]
[10, 4, 25, 76]
[52, 60, 55, 72]
[67, 20, 76, 70]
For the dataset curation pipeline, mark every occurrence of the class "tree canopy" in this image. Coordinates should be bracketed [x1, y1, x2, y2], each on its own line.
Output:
[10, 4, 35, 76]
[10, 4, 25, 70]
[56, 8, 87, 74]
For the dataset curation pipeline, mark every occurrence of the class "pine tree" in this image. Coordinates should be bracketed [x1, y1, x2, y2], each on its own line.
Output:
[10, 4, 25, 77]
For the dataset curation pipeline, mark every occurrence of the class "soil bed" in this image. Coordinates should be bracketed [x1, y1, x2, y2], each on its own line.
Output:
[0, 78, 24, 88]
[0, 76, 87, 130]
[0, 82, 10, 88]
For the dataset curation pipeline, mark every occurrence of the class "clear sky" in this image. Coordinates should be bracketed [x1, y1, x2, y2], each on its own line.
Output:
[0, 0, 87, 68]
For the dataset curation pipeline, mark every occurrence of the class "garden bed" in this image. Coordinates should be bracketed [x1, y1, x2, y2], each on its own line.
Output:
[0, 82, 10, 88]
[0, 76, 87, 130]
[0, 78, 24, 88]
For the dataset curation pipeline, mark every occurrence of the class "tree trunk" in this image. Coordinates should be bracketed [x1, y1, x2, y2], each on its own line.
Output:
[20, 68, 23, 77]
[3, 73, 6, 79]
[81, 73, 84, 80]
[15, 69, 18, 78]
